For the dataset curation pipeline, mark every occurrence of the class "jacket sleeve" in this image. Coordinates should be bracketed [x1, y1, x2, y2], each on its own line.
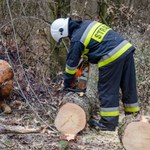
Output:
[64, 41, 84, 87]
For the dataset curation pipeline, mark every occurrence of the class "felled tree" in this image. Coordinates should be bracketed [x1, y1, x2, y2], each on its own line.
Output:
[54, 64, 98, 140]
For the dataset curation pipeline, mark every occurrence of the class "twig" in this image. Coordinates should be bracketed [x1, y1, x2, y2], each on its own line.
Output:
[82, 0, 88, 20]
[62, 40, 69, 53]
[0, 16, 51, 31]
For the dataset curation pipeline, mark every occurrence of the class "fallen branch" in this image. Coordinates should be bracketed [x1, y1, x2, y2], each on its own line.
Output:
[0, 124, 48, 134]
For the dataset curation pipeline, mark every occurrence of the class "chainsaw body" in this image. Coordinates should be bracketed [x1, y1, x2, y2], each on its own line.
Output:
[71, 59, 89, 92]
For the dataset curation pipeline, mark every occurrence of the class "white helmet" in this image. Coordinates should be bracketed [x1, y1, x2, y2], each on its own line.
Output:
[50, 18, 69, 42]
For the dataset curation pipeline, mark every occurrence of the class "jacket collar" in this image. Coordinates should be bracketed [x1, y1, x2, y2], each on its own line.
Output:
[68, 18, 82, 39]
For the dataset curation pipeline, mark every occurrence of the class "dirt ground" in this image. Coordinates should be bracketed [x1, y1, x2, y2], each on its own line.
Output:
[0, 96, 124, 150]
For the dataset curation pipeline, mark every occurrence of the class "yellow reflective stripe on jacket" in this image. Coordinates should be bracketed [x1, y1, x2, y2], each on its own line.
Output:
[82, 48, 89, 60]
[65, 67, 77, 75]
[100, 111, 120, 117]
[98, 42, 132, 68]
[84, 23, 100, 46]
[81, 22, 111, 47]
[80, 21, 111, 60]
[124, 106, 140, 113]
[80, 21, 97, 45]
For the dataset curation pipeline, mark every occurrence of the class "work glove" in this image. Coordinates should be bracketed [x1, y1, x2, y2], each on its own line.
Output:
[62, 86, 76, 94]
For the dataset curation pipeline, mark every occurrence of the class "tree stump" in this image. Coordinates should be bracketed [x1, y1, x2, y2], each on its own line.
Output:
[0, 60, 14, 113]
[118, 115, 150, 150]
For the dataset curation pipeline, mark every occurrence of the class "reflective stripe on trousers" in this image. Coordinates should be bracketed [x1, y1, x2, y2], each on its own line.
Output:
[124, 102, 140, 113]
[100, 102, 140, 117]
[100, 107, 119, 117]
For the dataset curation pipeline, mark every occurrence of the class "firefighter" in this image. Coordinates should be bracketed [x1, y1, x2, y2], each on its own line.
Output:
[50, 17, 140, 131]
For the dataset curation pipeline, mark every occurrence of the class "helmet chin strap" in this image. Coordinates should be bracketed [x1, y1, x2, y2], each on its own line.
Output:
[57, 38, 62, 44]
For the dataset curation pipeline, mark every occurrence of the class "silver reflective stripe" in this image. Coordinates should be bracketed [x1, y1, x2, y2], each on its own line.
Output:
[80, 21, 97, 45]
[100, 107, 119, 112]
[99, 40, 129, 62]
[124, 102, 139, 108]
[66, 64, 77, 70]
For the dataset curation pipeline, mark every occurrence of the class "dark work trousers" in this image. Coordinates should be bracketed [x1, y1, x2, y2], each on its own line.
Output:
[98, 51, 139, 127]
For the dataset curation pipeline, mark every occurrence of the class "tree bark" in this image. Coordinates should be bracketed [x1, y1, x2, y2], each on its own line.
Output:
[70, 0, 98, 19]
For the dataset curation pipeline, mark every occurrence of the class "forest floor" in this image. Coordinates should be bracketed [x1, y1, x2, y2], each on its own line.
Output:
[0, 87, 124, 150]
[0, 45, 125, 150]
[0, 111, 123, 150]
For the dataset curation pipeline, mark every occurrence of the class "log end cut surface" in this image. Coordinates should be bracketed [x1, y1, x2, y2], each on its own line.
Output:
[0, 60, 13, 98]
[123, 121, 150, 150]
[55, 103, 86, 135]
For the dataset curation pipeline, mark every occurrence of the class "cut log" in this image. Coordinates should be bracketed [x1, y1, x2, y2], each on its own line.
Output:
[118, 115, 150, 150]
[55, 92, 94, 140]
[0, 59, 14, 97]
[55, 102, 86, 139]
[55, 64, 99, 139]
[0, 59, 14, 113]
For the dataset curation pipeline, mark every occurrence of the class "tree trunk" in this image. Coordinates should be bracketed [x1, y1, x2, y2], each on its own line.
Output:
[70, 0, 98, 19]
[54, 64, 98, 140]
[118, 115, 150, 150]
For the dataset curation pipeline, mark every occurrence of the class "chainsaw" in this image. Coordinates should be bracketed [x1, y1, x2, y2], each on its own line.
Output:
[67, 58, 89, 93]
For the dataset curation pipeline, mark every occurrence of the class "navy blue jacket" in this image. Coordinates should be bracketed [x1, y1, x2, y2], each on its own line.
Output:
[64, 18, 135, 87]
